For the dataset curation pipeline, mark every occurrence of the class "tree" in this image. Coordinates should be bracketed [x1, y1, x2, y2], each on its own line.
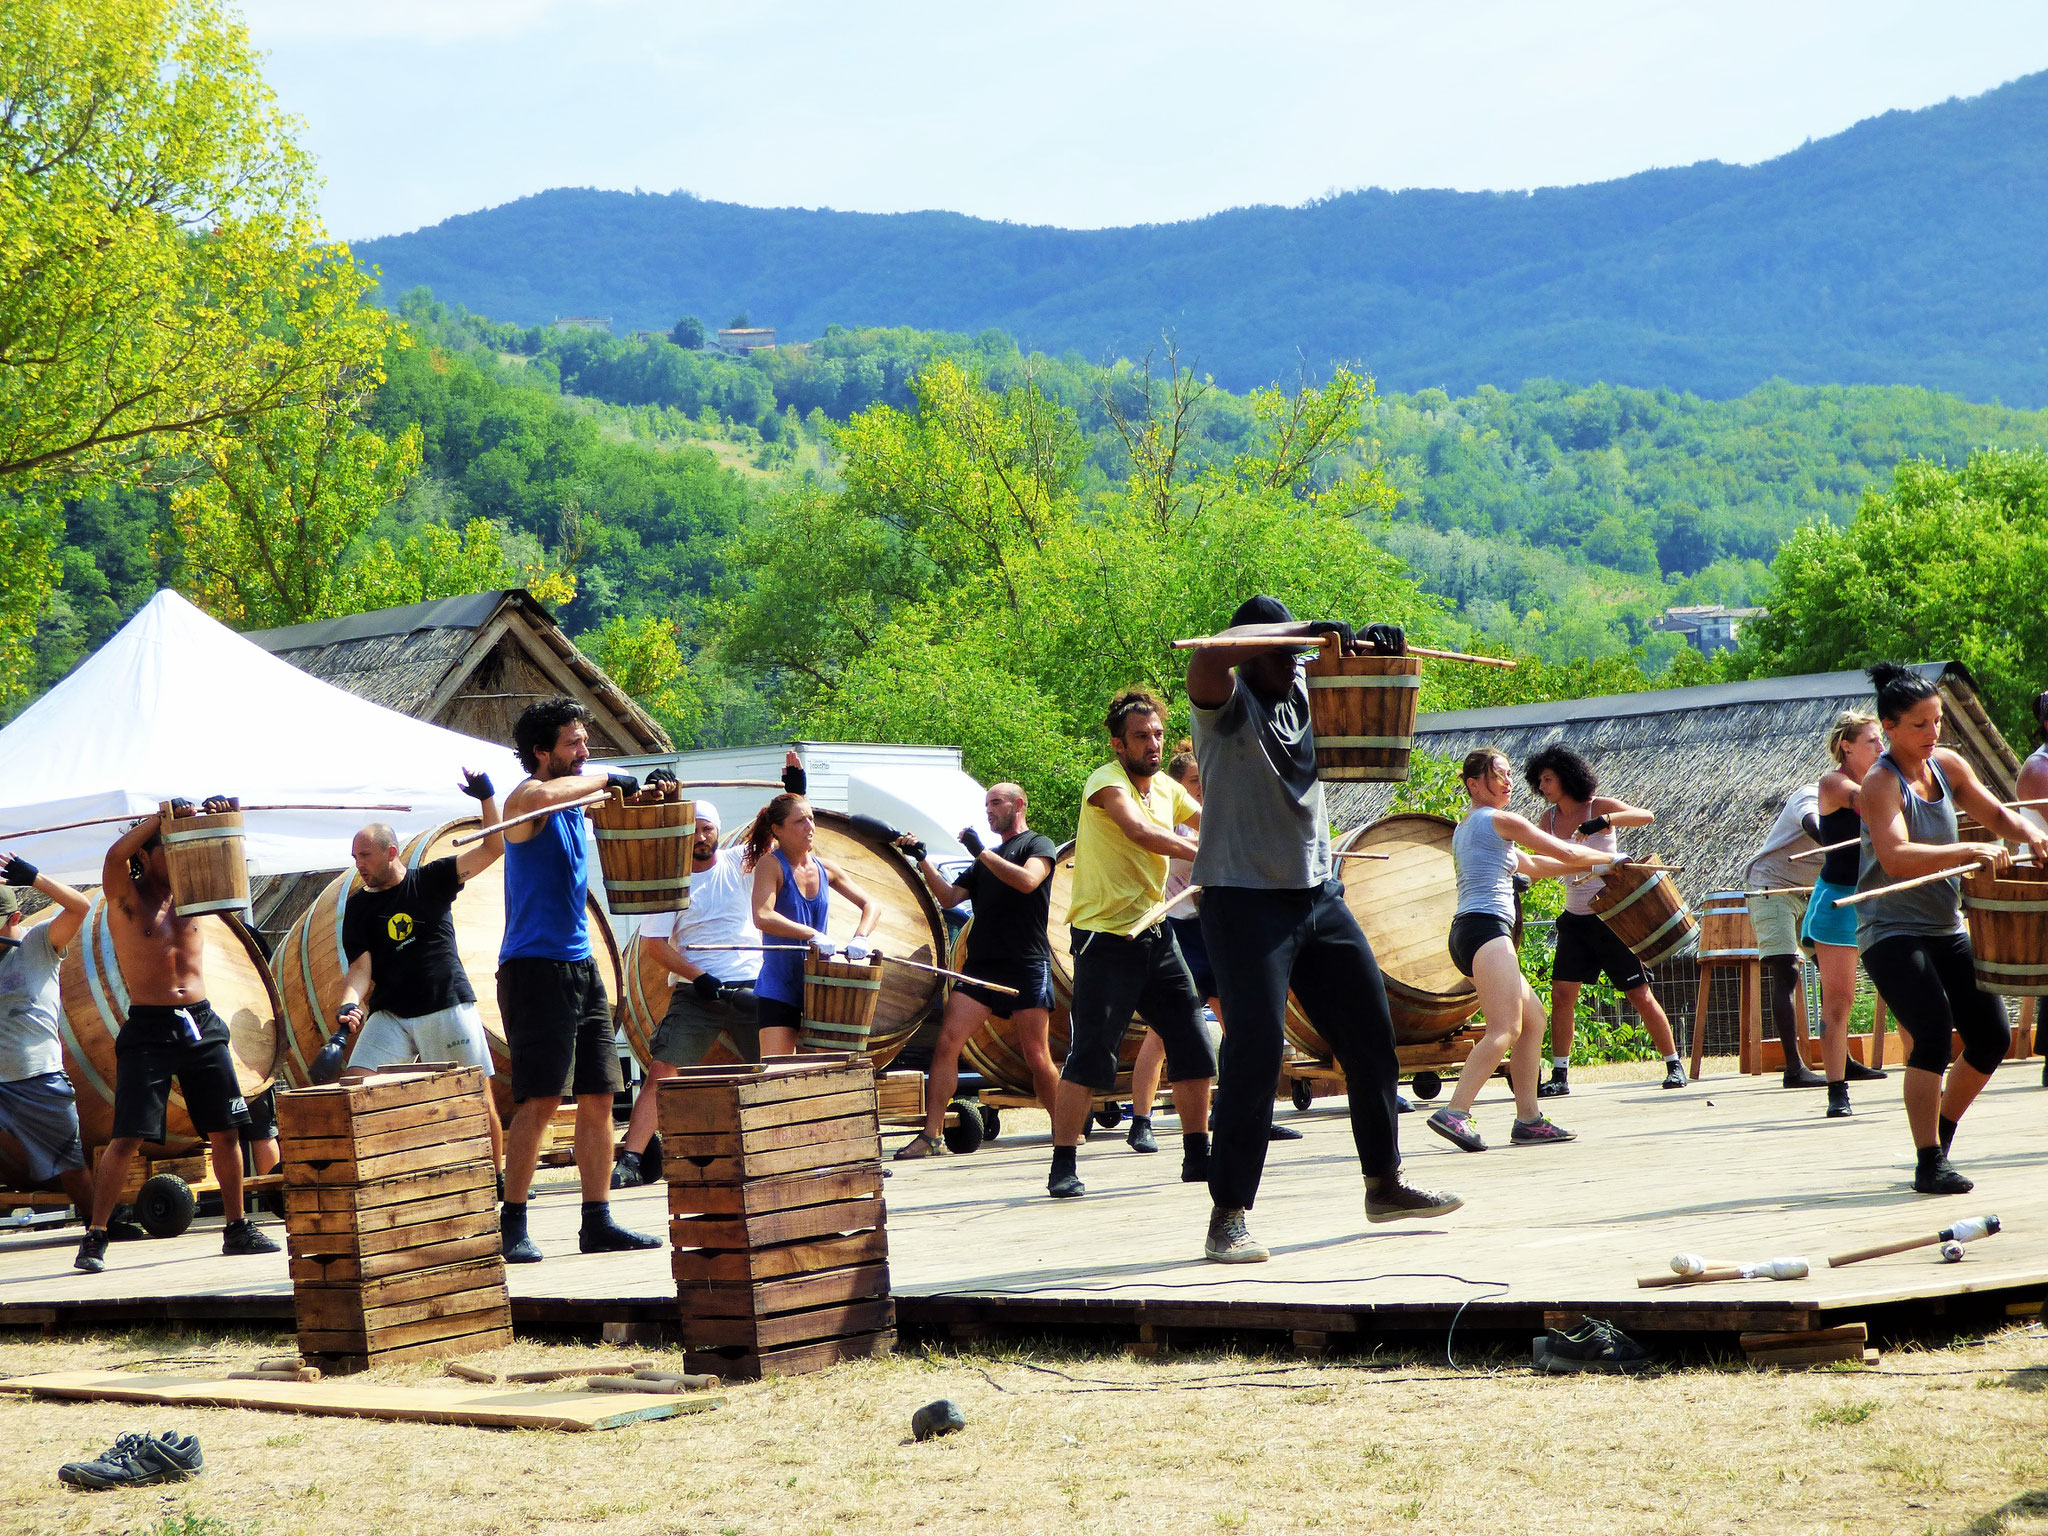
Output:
[727, 312, 751, 329]
[670, 316, 705, 350]
[334, 518, 576, 616]
[580, 612, 702, 749]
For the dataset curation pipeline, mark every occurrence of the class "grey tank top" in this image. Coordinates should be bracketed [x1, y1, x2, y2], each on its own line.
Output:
[1855, 754, 1965, 952]
[1453, 806, 1520, 922]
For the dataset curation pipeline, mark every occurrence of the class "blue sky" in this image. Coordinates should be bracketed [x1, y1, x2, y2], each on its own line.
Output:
[243, 0, 2048, 241]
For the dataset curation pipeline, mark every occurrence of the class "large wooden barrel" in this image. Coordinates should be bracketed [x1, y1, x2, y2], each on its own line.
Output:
[159, 801, 251, 918]
[954, 911, 1142, 1096]
[588, 788, 695, 914]
[800, 947, 884, 1052]
[1304, 651, 1421, 782]
[0, 899, 279, 1188]
[1284, 815, 1482, 1060]
[617, 930, 749, 1070]
[272, 816, 621, 1121]
[1590, 861, 1697, 967]
[1964, 860, 2048, 995]
[1702, 891, 1761, 959]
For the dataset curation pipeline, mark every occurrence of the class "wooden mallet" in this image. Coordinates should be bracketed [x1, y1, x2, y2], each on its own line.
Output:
[1827, 1214, 2000, 1268]
[1637, 1256, 1808, 1289]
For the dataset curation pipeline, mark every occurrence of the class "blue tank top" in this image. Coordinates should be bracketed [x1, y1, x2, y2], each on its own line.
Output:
[757, 848, 828, 1007]
[499, 806, 592, 963]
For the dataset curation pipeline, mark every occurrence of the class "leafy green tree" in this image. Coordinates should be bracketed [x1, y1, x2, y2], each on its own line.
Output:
[670, 316, 705, 350]
[334, 517, 575, 616]
[580, 612, 700, 748]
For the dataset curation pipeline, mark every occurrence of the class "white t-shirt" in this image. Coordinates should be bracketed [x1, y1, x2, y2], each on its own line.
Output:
[637, 851, 761, 984]
[0, 927, 65, 1082]
[1745, 783, 1821, 889]
[1164, 822, 1198, 921]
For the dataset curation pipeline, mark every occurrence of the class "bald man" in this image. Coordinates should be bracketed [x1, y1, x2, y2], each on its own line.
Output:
[895, 783, 1059, 1158]
[332, 771, 505, 1164]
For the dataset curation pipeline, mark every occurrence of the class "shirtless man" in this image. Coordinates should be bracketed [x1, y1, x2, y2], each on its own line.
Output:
[76, 800, 279, 1273]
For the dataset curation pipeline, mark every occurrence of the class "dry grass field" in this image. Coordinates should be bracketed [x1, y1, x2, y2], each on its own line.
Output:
[4, 1320, 2048, 1536]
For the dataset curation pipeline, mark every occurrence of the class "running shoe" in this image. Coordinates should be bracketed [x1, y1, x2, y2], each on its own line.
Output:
[1425, 1106, 1485, 1152]
[73, 1228, 108, 1274]
[1125, 1117, 1158, 1154]
[1267, 1122, 1303, 1141]
[1537, 1318, 1651, 1374]
[1510, 1116, 1576, 1146]
[221, 1218, 279, 1256]
[1537, 1072, 1570, 1099]
[1203, 1207, 1269, 1264]
[1661, 1062, 1689, 1090]
[1365, 1174, 1463, 1224]
[58, 1430, 204, 1489]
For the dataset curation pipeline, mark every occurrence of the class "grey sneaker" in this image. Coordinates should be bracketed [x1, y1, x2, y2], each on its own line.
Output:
[1365, 1174, 1464, 1224]
[1537, 1071, 1570, 1098]
[1204, 1207, 1269, 1264]
[1426, 1106, 1486, 1152]
[1509, 1115, 1576, 1146]
[58, 1429, 204, 1488]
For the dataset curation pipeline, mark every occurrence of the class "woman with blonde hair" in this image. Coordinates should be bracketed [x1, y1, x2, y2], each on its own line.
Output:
[1800, 710, 1888, 1117]
[746, 794, 878, 1056]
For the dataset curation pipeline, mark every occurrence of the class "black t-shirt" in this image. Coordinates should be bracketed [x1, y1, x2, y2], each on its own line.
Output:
[341, 856, 476, 1019]
[958, 831, 1058, 967]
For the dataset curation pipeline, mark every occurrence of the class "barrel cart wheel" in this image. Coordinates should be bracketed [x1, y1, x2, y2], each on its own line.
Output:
[136, 1173, 197, 1239]
[1094, 1102, 1125, 1129]
[980, 1104, 1001, 1142]
[1290, 1078, 1314, 1111]
[943, 1100, 985, 1154]
[1410, 1071, 1442, 1102]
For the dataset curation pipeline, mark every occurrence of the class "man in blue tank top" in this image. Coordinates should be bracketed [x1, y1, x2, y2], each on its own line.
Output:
[496, 697, 659, 1263]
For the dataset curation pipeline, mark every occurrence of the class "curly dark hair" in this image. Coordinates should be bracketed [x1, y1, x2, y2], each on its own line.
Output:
[1524, 744, 1597, 802]
[1105, 688, 1166, 741]
[513, 696, 595, 774]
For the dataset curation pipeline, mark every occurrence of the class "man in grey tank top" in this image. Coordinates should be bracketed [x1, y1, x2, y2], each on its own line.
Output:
[1186, 597, 1462, 1264]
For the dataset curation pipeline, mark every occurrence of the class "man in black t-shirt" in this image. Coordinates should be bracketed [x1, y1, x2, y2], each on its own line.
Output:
[894, 783, 1058, 1158]
[332, 771, 506, 1168]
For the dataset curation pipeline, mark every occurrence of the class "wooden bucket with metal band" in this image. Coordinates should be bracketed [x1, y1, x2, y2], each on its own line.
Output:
[1698, 890, 1760, 960]
[1963, 859, 2048, 996]
[953, 914, 1141, 1096]
[0, 899, 280, 1186]
[271, 816, 620, 1122]
[617, 929, 748, 1071]
[799, 946, 884, 1052]
[588, 787, 695, 914]
[1590, 861, 1697, 968]
[1283, 814, 1484, 1058]
[1303, 651, 1422, 782]
[159, 800, 251, 918]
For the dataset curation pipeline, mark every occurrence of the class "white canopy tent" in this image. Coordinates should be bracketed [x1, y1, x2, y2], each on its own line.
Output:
[0, 591, 524, 884]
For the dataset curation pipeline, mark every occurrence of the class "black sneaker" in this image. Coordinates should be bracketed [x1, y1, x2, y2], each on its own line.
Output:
[1047, 1167, 1085, 1199]
[1782, 1060, 1827, 1089]
[58, 1429, 204, 1489]
[578, 1212, 661, 1253]
[1181, 1141, 1210, 1184]
[1844, 1058, 1887, 1083]
[74, 1228, 108, 1274]
[609, 1150, 653, 1188]
[1914, 1153, 1974, 1195]
[1125, 1116, 1158, 1154]
[1364, 1174, 1463, 1224]
[221, 1218, 279, 1256]
[1538, 1318, 1651, 1374]
[1537, 1072, 1569, 1098]
[1660, 1061, 1688, 1090]
[1825, 1090, 1853, 1119]
[1267, 1122, 1303, 1141]
[104, 1217, 149, 1243]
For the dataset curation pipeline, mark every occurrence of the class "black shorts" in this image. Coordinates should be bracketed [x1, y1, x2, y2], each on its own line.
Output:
[756, 995, 802, 1036]
[1552, 909, 1649, 991]
[1061, 925, 1216, 1092]
[238, 1084, 278, 1145]
[111, 1003, 251, 1143]
[1448, 913, 1515, 978]
[497, 957, 623, 1104]
[954, 956, 1055, 1020]
[1166, 915, 1215, 999]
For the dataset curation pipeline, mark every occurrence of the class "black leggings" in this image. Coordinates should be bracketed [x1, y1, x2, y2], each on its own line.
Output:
[1861, 932, 2010, 1075]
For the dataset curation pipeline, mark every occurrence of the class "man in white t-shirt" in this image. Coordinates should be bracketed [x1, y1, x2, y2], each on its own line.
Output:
[613, 799, 766, 1186]
[0, 855, 94, 1211]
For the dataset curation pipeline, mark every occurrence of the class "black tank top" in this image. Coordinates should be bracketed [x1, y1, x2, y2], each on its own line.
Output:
[1818, 804, 1862, 886]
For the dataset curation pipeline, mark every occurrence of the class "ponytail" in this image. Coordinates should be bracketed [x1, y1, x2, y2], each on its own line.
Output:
[744, 794, 805, 872]
[1166, 738, 1198, 784]
[1868, 662, 1937, 724]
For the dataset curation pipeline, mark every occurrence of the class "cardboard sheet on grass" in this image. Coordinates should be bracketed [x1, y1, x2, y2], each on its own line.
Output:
[0, 1370, 717, 1432]
[0, 591, 524, 883]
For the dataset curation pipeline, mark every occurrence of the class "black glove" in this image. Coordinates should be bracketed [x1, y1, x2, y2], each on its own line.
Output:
[201, 795, 237, 814]
[458, 769, 494, 801]
[1304, 621, 1356, 655]
[959, 828, 985, 858]
[692, 972, 722, 1003]
[605, 772, 640, 797]
[1, 855, 37, 887]
[646, 767, 678, 788]
[1361, 623, 1407, 656]
[782, 759, 807, 797]
[335, 1002, 364, 1031]
[1576, 815, 1612, 837]
[309, 1028, 351, 1086]
[893, 833, 928, 863]
[167, 798, 196, 820]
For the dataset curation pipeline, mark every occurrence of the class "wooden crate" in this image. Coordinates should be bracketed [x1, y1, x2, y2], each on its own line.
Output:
[658, 1058, 894, 1378]
[278, 1068, 509, 1373]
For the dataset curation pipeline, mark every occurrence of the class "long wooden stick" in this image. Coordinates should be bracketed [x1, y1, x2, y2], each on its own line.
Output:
[1406, 644, 1518, 669]
[0, 803, 416, 841]
[1171, 632, 1518, 669]
[1790, 837, 1859, 862]
[887, 953, 1021, 996]
[671, 780, 783, 789]
[686, 944, 1018, 996]
[1745, 884, 1815, 898]
[1123, 889, 1196, 938]
[450, 791, 606, 846]
[1830, 853, 2036, 908]
[1333, 850, 1393, 860]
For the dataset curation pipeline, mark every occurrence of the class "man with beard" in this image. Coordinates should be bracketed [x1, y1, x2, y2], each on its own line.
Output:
[1185, 598, 1463, 1263]
[1045, 690, 1217, 1199]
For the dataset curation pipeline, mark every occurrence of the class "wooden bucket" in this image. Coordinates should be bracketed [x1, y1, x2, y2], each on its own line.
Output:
[159, 799, 251, 918]
[800, 947, 884, 1052]
[618, 929, 749, 1071]
[1963, 859, 2048, 996]
[955, 908, 1142, 1096]
[0, 899, 280, 1187]
[1699, 891, 1760, 959]
[588, 786, 695, 914]
[1284, 815, 1482, 1060]
[1303, 651, 1422, 782]
[1590, 861, 1696, 968]
[271, 816, 621, 1123]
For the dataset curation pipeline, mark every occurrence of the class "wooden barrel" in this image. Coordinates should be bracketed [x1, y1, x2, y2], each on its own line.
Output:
[159, 801, 251, 918]
[1963, 859, 2048, 995]
[588, 788, 695, 914]
[800, 947, 884, 1052]
[1590, 861, 1697, 967]
[1284, 815, 1482, 1059]
[618, 930, 749, 1070]
[0, 899, 280, 1188]
[1304, 651, 1422, 782]
[271, 816, 621, 1122]
[1700, 891, 1760, 959]
[955, 912, 1142, 1096]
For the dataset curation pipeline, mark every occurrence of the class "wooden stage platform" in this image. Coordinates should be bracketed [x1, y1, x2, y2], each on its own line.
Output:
[4, 1066, 2046, 1353]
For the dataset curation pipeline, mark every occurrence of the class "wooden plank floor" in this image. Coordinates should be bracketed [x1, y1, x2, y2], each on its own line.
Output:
[3, 1065, 2045, 1341]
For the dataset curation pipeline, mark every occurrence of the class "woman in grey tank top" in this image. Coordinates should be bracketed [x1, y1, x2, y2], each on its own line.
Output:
[1426, 749, 1610, 1154]
[1851, 664, 2048, 1195]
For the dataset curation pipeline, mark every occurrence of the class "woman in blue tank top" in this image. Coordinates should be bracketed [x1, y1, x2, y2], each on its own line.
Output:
[1852, 664, 2048, 1194]
[1800, 710, 1884, 1118]
[746, 794, 880, 1055]
[1426, 748, 1610, 1155]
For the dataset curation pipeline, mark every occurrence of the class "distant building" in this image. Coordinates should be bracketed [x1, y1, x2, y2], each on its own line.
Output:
[551, 315, 613, 333]
[714, 326, 777, 354]
[1654, 604, 1762, 655]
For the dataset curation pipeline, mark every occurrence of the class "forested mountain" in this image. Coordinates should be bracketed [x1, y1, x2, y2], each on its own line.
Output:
[360, 72, 2048, 404]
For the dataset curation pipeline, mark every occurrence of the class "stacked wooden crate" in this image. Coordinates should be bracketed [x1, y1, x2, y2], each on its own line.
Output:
[662, 1057, 894, 1379]
[277, 1067, 510, 1373]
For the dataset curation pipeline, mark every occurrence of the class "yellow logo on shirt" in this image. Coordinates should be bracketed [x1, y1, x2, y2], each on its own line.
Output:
[386, 912, 414, 944]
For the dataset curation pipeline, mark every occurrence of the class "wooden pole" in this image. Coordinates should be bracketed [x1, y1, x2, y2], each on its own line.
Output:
[1789, 837, 1859, 862]
[1168, 634, 1516, 668]
[686, 944, 1018, 996]
[450, 791, 607, 846]
[1406, 644, 1519, 669]
[1332, 850, 1393, 860]
[1745, 884, 1815, 898]
[0, 803, 416, 842]
[1828, 854, 2035, 909]
[670, 780, 784, 789]
[1122, 889, 1196, 938]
